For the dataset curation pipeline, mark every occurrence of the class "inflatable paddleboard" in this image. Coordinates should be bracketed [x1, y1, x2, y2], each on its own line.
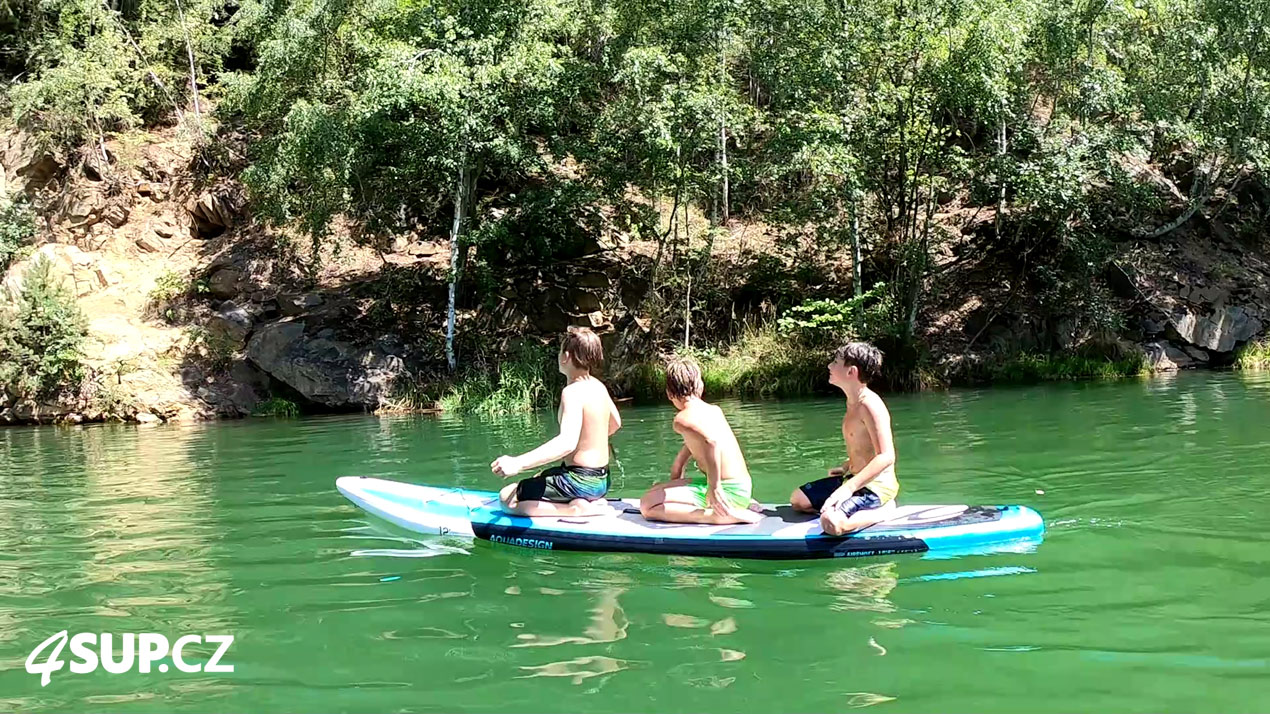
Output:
[336, 476, 1044, 560]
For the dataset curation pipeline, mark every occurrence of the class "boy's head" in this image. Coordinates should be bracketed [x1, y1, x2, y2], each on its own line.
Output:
[559, 326, 603, 374]
[828, 341, 883, 388]
[664, 356, 704, 408]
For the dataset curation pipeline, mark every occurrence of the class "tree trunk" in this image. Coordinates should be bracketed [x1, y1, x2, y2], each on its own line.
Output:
[174, 0, 201, 119]
[849, 192, 862, 299]
[445, 160, 470, 372]
[995, 116, 1006, 240]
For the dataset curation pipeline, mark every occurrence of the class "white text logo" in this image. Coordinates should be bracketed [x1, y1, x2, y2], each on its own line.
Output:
[25, 631, 234, 687]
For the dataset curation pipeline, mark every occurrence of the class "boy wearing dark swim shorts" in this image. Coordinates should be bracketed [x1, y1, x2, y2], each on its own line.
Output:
[491, 327, 622, 517]
[790, 342, 899, 536]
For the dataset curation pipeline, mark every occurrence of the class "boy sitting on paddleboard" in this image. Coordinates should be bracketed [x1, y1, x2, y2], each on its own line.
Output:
[790, 342, 899, 536]
[491, 327, 621, 517]
[639, 357, 762, 525]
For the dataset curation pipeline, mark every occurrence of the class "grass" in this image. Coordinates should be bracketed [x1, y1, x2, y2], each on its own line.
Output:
[617, 324, 832, 401]
[437, 345, 558, 416]
[1235, 337, 1270, 370]
[252, 397, 300, 417]
[954, 350, 1150, 385]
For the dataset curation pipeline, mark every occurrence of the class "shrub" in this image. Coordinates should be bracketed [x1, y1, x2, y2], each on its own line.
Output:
[252, 397, 300, 417]
[1236, 337, 1270, 370]
[0, 257, 89, 401]
[439, 344, 557, 416]
[0, 199, 37, 273]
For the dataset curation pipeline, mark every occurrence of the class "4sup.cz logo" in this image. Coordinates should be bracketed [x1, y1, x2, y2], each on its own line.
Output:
[25, 631, 234, 687]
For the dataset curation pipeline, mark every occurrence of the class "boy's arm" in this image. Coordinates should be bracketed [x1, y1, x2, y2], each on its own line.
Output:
[491, 388, 583, 477]
[824, 398, 895, 507]
[608, 394, 622, 436]
[669, 443, 692, 479]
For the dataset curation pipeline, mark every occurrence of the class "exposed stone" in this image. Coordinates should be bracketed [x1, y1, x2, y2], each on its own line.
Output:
[1182, 345, 1210, 363]
[570, 289, 603, 313]
[136, 232, 166, 253]
[94, 265, 118, 288]
[152, 218, 177, 238]
[208, 267, 242, 299]
[246, 320, 409, 409]
[587, 310, 608, 328]
[1141, 340, 1196, 371]
[575, 271, 610, 289]
[135, 412, 161, 425]
[279, 292, 323, 317]
[406, 241, 441, 257]
[1, 130, 61, 194]
[1169, 303, 1263, 353]
[66, 191, 105, 224]
[208, 302, 254, 346]
[102, 203, 130, 228]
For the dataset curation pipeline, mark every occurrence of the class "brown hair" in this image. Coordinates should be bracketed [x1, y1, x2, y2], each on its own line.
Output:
[664, 356, 704, 399]
[833, 341, 883, 384]
[561, 326, 603, 371]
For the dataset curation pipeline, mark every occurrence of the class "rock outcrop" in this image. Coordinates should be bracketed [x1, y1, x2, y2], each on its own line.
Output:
[246, 321, 409, 410]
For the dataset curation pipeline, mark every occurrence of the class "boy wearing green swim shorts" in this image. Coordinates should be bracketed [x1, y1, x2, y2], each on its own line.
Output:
[639, 357, 762, 525]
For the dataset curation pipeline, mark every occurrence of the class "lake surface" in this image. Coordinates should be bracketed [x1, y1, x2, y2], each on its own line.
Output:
[2, 371, 1269, 712]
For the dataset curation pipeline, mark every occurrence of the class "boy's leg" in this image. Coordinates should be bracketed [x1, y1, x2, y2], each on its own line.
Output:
[820, 491, 894, 536]
[500, 473, 607, 517]
[639, 478, 690, 513]
[792, 475, 844, 513]
[641, 482, 750, 525]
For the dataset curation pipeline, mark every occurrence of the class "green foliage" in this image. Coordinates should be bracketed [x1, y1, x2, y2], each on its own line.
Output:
[617, 323, 831, 401]
[6, 0, 234, 152]
[777, 285, 891, 345]
[0, 256, 89, 401]
[438, 345, 557, 416]
[252, 397, 300, 417]
[0, 199, 36, 273]
[1236, 338, 1270, 370]
[956, 348, 1150, 385]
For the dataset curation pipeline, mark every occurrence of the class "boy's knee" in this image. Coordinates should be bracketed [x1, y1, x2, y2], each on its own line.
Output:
[790, 489, 813, 512]
[499, 482, 519, 507]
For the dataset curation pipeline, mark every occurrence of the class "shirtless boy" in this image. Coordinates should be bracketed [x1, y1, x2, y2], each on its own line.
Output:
[790, 342, 899, 536]
[491, 327, 621, 517]
[639, 357, 762, 525]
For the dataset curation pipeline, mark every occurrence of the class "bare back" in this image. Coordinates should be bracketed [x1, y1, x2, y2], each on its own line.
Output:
[564, 377, 617, 469]
[677, 403, 749, 483]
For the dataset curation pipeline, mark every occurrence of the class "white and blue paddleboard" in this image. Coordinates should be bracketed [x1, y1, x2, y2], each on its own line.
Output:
[336, 476, 1044, 560]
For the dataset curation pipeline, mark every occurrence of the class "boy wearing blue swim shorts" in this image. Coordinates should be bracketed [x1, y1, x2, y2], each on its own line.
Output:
[491, 327, 622, 517]
[790, 342, 899, 536]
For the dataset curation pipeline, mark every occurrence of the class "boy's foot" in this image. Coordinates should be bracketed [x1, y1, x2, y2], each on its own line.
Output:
[568, 498, 609, 517]
[747, 500, 766, 514]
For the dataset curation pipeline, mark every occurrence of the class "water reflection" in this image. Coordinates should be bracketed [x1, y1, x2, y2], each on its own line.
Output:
[826, 562, 899, 614]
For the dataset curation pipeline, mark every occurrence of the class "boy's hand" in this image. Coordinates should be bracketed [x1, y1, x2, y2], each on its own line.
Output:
[828, 466, 846, 478]
[708, 487, 762, 524]
[491, 456, 522, 478]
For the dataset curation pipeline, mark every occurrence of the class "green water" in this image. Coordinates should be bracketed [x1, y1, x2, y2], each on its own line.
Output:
[2, 371, 1269, 713]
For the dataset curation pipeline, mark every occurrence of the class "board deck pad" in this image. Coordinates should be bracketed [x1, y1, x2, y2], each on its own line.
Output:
[336, 476, 1044, 560]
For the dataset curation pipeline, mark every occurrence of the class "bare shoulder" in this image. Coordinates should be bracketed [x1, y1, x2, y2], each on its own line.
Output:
[861, 390, 892, 423]
[672, 408, 701, 434]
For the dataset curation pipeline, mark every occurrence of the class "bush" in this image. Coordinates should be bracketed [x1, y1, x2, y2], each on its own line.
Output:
[1236, 338, 1270, 370]
[0, 199, 37, 273]
[777, 285, 892, 346]
[252, 397, 300, 417]
[439, 345, 557, 416]
[616, 323, 832, 401]
[0, 257, 89, 401]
